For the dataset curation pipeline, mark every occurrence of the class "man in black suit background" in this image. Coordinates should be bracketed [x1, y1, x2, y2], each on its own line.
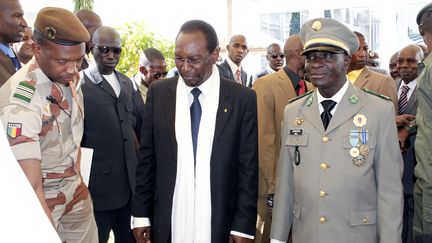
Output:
[395, 44, 423, 243]
[219, 34, 249, 85]
[132, 20, 258, 243]
[81, 26, 142, 243]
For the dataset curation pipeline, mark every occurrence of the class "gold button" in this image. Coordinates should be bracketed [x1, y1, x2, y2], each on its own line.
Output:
[319, 190, 327, 198]
[319, 216, 327, 224]
[320, 163, 329, 170]
[363, 217, 368, 224]
[322, 136, 329, 142]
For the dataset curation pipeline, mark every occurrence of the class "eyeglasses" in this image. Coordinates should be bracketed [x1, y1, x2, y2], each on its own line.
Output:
[95, 46, 122, 55]
[152, 71, 168, 79]
[270, 54, 285, 59]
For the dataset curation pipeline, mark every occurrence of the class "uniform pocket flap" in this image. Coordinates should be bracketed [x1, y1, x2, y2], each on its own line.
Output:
[350, 209, 377, 226]
[286, 134, 309, 146]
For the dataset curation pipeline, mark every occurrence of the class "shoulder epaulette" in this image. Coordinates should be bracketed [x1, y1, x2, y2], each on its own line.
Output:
[12, 80, 36, 103]
[288, 90, 314, 104]
[360, 88, 391, 101]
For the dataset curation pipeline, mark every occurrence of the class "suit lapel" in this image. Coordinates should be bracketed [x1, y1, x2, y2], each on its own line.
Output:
[213, 79, 232, 140]
[300, 92, 326, 133]
[353, 67, 369, 88]
[100, 76, 118, 99]
[277, 69, 297, 99]
[163, 78, 178, 155]
[325, 84, 363, 134]
[405, 86, 418, 114]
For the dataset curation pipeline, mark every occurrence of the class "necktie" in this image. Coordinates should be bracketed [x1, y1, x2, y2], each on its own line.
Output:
[190, 88, 202, 164]
[398, 85, 410, 115]
[321, 100, 337, 130]
[298, 79, 306, 95]
[9, 56, 21, 71]
[235, 68, 242, 84]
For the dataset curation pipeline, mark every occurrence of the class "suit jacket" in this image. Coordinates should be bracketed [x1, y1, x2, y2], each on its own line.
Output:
[396, 80, 418, 194]
[271, 83, 403, 243]
[252, 68, 314, 196]
[218, 59, 248, 85]
[0, 51, 16, 87]
[81, 70, 138, 210]
[132, 76, 258, 243]
[353, 66, 398, 110]
[248, 69, 271, 88]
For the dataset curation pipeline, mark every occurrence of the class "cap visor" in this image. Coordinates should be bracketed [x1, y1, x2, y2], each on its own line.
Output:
[301, 45, 346, 55]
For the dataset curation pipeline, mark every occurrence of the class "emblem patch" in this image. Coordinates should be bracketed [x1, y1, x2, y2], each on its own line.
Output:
[7, 122, 22, 138]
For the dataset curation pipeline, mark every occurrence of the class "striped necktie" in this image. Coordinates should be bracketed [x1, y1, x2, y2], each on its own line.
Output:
[398, 85, 410, 115]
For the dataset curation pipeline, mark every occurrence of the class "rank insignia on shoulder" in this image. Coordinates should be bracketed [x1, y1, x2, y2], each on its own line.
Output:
[7, 122, 22, 139]
[361, 88, 391, 101]
[289, 91, 314, 104]
[13, 80, 36, 103]
[348, 95, 359, 104]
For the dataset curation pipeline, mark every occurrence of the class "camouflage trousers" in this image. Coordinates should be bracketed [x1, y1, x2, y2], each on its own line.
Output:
[44, 168, 98, 243]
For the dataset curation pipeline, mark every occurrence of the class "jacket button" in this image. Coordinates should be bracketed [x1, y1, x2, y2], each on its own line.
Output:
[320, 163, 329, 170]
[363, 217, 368, 224]
[319, 216, 327, 224]
[322, 136, 329, 142]
[319, 190, 327, 198]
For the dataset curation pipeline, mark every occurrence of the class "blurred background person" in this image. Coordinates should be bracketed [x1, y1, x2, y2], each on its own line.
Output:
[248, 43, 284, 87]
[16, 26, 33, 65]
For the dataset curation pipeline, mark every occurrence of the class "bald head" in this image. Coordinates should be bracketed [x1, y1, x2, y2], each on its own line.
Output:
[92, 26, 120, 45]
[283, 35, 304, 76]
[76, 9, 102, 38]
[226, 34, 248, 65]
[397, 44, 424, 83]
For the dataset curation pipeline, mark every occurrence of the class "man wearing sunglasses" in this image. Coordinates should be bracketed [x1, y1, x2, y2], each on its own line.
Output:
[132, 47, 167, 103]
[81, 26, 142, 243]
[248, 43, 284, 87]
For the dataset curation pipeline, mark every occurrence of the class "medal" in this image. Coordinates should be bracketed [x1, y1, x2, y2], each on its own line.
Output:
[353, 114, 367, 127]
[350, 147, 360, 157]
[359, 144, 369, 156]
[353, 155, 365, 167]
[295, 118, 304, 126]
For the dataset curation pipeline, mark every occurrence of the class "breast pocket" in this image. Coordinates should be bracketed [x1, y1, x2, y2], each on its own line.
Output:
[285, 134, 309, 166]
[350, 209, 378, 243]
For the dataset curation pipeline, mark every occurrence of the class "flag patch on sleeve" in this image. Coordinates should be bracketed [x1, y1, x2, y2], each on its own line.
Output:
[7, 122, 22, 139]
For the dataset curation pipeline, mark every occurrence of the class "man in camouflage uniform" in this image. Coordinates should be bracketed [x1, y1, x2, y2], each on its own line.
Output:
[0, 7, 98, 242]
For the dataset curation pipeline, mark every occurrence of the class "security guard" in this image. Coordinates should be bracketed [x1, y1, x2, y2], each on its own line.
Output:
[270, 18, 403, 243]
[0, 7, 98, 242]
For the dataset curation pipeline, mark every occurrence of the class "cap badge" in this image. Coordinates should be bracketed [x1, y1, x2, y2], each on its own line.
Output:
[45, 26, 56, 40]
[312, 21, 322, 31]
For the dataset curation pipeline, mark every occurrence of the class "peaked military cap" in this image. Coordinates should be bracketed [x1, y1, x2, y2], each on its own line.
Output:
[300, 18, 359, 56]
[34, 7, 90, 46]
[417, 2, 432, 25]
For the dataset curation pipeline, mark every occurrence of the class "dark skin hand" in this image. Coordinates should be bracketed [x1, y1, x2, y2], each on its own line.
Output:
[229, 234, 253, 243]
[395, 114, 416, 127]
[133, 226, 151, 243]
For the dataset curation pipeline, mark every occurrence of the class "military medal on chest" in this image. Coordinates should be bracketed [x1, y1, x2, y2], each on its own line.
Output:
[349, 114, 369, 167]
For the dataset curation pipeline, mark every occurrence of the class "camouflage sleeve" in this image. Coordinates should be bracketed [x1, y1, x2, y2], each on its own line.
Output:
[0, 103, 42, 161]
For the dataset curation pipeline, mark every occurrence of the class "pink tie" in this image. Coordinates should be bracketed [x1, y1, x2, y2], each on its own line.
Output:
[235, 68, 242, 84]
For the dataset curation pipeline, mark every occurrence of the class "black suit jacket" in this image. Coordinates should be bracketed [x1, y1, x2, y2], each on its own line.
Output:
[81, 70, 138, 210]
[218, 59, 248, 86]
[132, 76, 258, 243]
[397, 80, 418, 194]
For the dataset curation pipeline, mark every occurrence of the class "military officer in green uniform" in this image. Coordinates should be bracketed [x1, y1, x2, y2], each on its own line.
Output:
[0, 7, 98, 242]
[270, 18, 403, 243]
[414, 3, 432, 243]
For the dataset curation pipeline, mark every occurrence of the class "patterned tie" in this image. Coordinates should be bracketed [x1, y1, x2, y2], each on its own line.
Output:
[235, 68, 242, 84]
[398, 85, 410, 115]
[9, 56, 21, 71]
[190, 88, 202, 164]
[298, 79, 306, 95]
[321, 100, 337, 130]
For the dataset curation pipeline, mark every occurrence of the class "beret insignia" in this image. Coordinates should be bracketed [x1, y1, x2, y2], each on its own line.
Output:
[45, 26, 56, 40]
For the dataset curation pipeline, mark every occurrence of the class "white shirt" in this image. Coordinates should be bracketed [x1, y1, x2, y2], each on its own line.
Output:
[226, 57, 242, 79]
[317, 80, 350, 115]
[398, 79, 417, 102]
[103, 73, 121, 97]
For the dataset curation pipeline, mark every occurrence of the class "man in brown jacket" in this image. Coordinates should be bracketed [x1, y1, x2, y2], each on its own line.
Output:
[252, 35, 314, 242]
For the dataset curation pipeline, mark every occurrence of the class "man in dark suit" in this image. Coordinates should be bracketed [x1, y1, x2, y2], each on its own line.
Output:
[0, 0, 27, 86]
[248, 43, 284, 87]
[395, 44, 423, 243]
[132, 20, 258, 243]
[219, 34, 249, 85]
[81, 26, 141, 243]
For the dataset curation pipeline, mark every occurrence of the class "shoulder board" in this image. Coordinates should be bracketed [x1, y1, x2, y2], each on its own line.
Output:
[12, 80, 36, 103]
[360, 88, 391, 101]
[288, 91, 314, 104]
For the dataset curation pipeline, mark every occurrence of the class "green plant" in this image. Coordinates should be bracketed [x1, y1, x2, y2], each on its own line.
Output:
[117, 22, 175, 78]
[73, 0, 94, 12]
